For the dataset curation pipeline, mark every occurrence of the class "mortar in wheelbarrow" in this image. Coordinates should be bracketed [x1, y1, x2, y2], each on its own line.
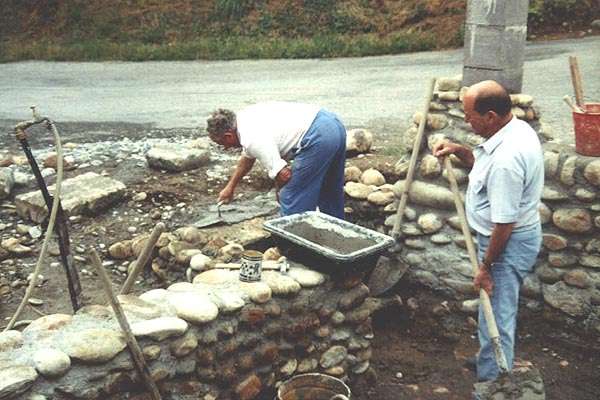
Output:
[263, 211, 394, 273]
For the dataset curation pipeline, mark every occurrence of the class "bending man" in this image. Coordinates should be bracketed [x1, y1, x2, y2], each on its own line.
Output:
[433, 80, 544, 382]
[206, 101, 347, 218]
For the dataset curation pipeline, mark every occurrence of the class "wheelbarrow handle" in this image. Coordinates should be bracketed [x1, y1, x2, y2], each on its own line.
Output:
[330, 395, 349, 400]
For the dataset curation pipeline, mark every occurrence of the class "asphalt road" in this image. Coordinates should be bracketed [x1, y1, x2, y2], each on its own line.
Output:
[0, 36, 598, 143]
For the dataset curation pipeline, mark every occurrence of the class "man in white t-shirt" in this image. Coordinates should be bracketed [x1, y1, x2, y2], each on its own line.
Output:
[206, 102, 347, 218]
[434, 80, 543, 385]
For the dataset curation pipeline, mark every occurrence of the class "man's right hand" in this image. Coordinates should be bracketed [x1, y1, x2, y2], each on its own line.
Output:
[432, 141, 460, 158]
[218, 186, 234, 204]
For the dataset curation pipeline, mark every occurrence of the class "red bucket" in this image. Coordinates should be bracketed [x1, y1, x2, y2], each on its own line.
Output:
[573, 103, 600, 157]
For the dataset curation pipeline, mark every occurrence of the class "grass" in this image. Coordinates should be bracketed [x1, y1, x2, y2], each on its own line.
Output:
[0, 32, 438, 63]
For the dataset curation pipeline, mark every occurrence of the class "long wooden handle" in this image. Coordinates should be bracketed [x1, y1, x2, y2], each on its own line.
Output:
[89, 249, 162, 400]
[444, 157, 509, 374]
[392, 78, 437, 238]
[120, 222, 166, 295]
[569, 56, 585, 108]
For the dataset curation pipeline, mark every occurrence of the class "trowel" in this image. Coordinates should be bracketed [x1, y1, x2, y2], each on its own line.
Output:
[195, 201, 226, 228]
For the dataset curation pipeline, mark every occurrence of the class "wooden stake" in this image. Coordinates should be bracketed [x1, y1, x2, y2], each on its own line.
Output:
[444, 157, 509, 374]
[569, 56, 585, 108]
[120, 222, 166, 295]
[392, 78, 437, 239]
[89, 249, 162, 400]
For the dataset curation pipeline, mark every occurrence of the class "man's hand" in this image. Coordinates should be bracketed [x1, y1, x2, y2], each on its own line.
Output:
[474, 264, 493, 295]
[275, 166, 292, 188]
[433, 141, 460, 158]
[218, 185, 235, 204]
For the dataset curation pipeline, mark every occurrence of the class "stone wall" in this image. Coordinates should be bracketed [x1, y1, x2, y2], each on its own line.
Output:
[0, 263, 382, 399]
[343, 76, 600, 334]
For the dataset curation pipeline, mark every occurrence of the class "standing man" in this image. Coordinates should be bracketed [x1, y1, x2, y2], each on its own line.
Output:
[206, 101, 347, 218]
[433, 80, 544, 382]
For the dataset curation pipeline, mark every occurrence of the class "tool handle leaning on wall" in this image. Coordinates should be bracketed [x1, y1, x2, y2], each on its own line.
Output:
[391, 78, 437, 240]
[444, 157, 509, 374]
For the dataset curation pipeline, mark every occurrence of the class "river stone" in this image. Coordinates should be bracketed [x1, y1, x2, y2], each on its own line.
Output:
[430, 233, 452, 244]
[583, 160, 600, 186]
[15, 172, 126, 223]
[538, 203, 552, 224]
[287, 268, 325, 287]
[542, 186, 568, 201]
[1, 238, 32, 255]
[346, 128, 373, 153]
[512, 107, 526, 119]
[585, 239, 600, 253]
[146, 144, 209, 172]
[168, 240, 195, 257]
[193, 269, 238, 285]
[420, 155, 441, 178]
[367, 190, 395, 206]
[437, 91, 460, 101]
[552, 208, 592, 233]
[65, 329, 126, 363]
[116, 295, 164, 320]
[580, 255, 600, 269]
[393, 180, 454, 210]
[23, 314, 72, 334]
[559, 156, 577, 186]
[238, 281, 272, 303]
[262, 271, 301, 295]
[344, 166, 362, 182]
[430, 101, 448, 111]
[170, 332, 198, 358]
[543, 151, 560, 178]
[208, 290, 245, 313]
[413, 112, 448, 130]
[394, 159, 409, 177]
[139, 288, 169, 304]
[176, 226, 207, 245]
[542, 234, 568, 251]
[320, 345, 348, 368]
[0, 168, 14, 200]
[219, 243, 244, 259]
[0, 366, 38, 399]
[361, 169, 385, 186]
[108, 240, 133, 259]
[535, 263, 564, 284]
[575, 188, 595, 202]
[297, 358, 318, 373]
[131, 317, 189, 340]
[33, 348, 71, 378]
[263, 247, 282, 261]
[543, 281, 591, 317]
[417, 213, 443, 234]
[344, 182, 373, 199]
[166, 292, 219, 324]
[190, 253, 213, 272]
[548, 252, 577, 268]
[563, 270, 591, 289]
[437, 77, 461, 91]
[280, 359, 298, 376]
[176, 248, 203, 265]
[522, 274, 542, 298]
[0, 330, 23, 352]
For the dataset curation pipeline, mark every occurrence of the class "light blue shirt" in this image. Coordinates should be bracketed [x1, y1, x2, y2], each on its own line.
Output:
[466, 117, 544, 236]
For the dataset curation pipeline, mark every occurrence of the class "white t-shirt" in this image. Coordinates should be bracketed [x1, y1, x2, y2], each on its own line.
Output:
[237, 102, 320, 179]
[466, 117, 544, 236]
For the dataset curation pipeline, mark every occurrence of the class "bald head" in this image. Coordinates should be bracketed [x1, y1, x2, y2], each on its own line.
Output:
[466, 80, 512, 117]
[463, 80, 513, 138]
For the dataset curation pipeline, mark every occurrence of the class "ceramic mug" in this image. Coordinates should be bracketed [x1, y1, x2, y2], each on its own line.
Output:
[239, 250, 263, 282]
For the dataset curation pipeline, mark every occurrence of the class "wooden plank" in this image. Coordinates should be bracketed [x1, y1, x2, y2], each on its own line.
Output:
[569, 56, 585, 108]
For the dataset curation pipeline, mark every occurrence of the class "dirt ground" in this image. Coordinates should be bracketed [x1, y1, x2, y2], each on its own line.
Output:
[1, 122, 599, 399]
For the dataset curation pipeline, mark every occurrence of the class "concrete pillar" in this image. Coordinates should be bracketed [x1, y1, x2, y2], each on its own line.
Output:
[462, 0, 529, 93]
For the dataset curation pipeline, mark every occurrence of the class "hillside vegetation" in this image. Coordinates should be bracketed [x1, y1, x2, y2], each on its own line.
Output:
[0, 0, 595, 62]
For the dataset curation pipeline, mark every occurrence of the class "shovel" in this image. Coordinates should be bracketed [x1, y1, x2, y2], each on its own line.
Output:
[195, 201, 226, 228]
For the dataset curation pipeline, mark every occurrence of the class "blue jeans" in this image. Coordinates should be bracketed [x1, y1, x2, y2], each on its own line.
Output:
[280, 110, 346, 218]
[475, 224, 541, 382]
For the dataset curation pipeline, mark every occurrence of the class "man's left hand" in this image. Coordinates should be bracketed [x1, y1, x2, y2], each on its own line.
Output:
[474, 264, 493, 295]
[275, 166, 292, 187]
